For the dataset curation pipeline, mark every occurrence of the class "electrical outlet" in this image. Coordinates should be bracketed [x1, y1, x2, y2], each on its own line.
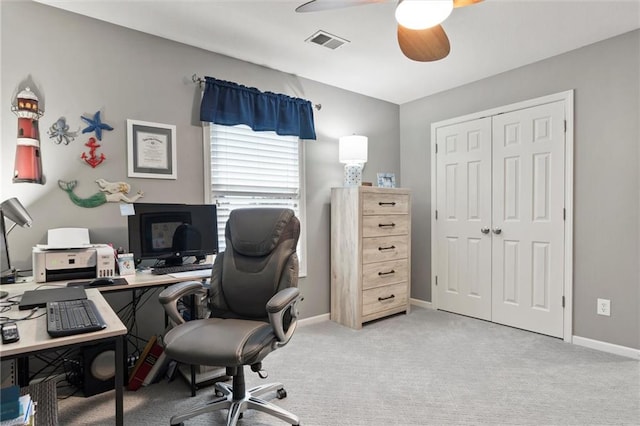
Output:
[597, 298, 611, 316]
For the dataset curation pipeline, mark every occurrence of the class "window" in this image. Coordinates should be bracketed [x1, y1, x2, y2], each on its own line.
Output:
[204, 124, 307, 276]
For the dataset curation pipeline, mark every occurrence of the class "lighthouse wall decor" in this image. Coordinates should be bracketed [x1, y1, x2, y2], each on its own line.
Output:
[11, 87, 44, 184]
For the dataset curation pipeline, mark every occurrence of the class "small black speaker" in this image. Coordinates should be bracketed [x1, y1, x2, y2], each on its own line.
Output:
[82, 342, 116, 397]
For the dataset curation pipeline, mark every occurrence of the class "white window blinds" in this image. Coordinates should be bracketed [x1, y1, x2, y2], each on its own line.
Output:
[207, 124, 305, 273]
[210, 124, 299, 196]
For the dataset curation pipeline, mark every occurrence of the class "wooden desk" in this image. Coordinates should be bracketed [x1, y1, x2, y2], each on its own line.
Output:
[104, 270, 211, 292]
[15, 269, 211, 293]
[8, 270, 212, 397]
[0, 285, 127, 425]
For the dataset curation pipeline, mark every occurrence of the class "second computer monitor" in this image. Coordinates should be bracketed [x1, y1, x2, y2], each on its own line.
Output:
[128, 202, 218, 266]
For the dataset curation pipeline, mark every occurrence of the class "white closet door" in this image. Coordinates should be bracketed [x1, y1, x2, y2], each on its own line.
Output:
[491, 101, 565, 338]
[436, 118, 492, 320]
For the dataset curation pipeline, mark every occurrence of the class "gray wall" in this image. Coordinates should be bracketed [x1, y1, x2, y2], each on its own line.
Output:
[2, 1, 637, 351]
[401, 30, 639, 349]
[0, 1, 400, 327]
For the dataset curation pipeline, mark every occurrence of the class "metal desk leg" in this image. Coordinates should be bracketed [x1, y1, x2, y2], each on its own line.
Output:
[115, 335, 125, 426]
[189, 294, 198, 397]
[17, 357, 29, 386]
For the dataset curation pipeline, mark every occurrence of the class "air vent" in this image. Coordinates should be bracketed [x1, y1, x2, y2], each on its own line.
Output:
[305, 30, 349, 50]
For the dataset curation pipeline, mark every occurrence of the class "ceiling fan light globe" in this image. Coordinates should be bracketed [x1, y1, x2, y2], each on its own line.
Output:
[395, 0, 454, 30]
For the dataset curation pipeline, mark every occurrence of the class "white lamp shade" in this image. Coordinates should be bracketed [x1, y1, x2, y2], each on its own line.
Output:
[339, 135, 368, 164]
[395, 0, 454, 30]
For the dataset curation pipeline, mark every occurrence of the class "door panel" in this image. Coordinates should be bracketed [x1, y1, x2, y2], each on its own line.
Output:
[436, 118, 492, 320]
[491, 101, 565, 338]
[434, 100, 566, 338]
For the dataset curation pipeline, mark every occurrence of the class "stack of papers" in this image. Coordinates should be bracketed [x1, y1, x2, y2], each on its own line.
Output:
[0, 395, 34, 426]
[36, 227, 93, 250]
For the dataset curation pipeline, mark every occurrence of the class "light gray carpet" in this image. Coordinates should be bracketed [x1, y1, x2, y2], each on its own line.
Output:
[57, 307, 640, 425]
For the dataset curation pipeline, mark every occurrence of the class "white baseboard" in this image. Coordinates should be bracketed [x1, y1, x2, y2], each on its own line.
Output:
[301, 301, 432, 325]
[572, 335, 640, 360]
[299, 313, 330, 327]
[410, 298, 433, 309]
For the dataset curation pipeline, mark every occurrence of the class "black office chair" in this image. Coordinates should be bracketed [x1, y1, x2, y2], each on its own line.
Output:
[159, 208, 301, 426]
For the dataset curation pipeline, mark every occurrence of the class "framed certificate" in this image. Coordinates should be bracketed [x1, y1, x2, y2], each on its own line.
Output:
[127, 119, 177, 179]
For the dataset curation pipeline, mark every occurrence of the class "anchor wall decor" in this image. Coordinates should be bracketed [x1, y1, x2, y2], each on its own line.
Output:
[81, 137, 105, 168]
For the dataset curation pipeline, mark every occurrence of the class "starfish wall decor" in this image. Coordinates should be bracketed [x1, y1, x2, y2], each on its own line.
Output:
[81, 110, 113, 141]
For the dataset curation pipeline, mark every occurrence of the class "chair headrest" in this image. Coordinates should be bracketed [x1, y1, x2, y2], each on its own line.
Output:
[227, 208, 296, 256]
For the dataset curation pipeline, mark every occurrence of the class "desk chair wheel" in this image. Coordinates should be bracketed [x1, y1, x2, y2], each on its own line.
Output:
[276, 388, 287, 399]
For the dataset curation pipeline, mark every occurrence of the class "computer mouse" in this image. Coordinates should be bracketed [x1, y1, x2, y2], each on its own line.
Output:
[88, 277, 115, 287]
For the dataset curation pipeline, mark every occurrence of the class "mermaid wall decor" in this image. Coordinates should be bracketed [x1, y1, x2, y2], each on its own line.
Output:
[58, 178, 144, 208]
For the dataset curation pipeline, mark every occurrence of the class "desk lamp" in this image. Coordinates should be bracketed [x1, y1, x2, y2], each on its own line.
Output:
[339, 135, 368, 186]
[1, 197, 33, 287]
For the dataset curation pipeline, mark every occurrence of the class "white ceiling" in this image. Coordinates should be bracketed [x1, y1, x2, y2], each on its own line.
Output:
[35, 0, 640, 104]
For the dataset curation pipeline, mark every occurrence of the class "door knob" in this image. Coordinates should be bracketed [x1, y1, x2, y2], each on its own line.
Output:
[480, 227, 490, 234]
[493, 227, 502, 235]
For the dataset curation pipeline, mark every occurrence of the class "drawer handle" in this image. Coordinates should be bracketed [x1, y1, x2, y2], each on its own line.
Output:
[378, 270, 396, 276]
[378, 202, 396, 206]
[378, 245, 396, 251]
[378, 294, 395, 302]
[378, 223, 396, 228]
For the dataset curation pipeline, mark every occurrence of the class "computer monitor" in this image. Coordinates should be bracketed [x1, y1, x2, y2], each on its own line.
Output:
[128, 203, 218, 266]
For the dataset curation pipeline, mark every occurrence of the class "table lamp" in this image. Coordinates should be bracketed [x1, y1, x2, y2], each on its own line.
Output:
[339, 135, 368, 186]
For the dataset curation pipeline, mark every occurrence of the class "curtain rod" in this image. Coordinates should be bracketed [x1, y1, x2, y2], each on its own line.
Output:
[191, 74, 321, 111]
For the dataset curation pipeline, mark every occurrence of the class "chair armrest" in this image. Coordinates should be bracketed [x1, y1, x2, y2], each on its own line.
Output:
[158, 281, 207, 326]
[267, 287, 301, 347]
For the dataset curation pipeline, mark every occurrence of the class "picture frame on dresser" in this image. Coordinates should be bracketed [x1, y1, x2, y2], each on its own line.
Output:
[376, 172, 396, 188]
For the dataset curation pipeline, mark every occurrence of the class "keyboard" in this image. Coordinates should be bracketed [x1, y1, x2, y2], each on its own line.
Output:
[47, 299, 107, 337]
[151, 263, 213, 275]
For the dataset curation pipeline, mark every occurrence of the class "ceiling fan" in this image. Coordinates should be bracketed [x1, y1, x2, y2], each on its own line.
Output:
[295, 0, 483, 62]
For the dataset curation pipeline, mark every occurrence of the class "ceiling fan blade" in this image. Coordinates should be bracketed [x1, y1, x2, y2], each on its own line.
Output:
[453, 0, 483, 8]
[295, 0, 384, 13]
[397, 24, 450, 62]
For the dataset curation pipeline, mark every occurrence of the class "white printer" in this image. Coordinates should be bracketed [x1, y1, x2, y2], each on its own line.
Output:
[32, 228, 116, 283]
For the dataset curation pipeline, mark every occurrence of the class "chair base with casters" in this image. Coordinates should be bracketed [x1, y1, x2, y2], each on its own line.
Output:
[170, 366, 299, 426]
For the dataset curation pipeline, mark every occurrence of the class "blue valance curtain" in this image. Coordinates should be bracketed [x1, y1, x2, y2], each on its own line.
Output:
[199, 77, 317, 140]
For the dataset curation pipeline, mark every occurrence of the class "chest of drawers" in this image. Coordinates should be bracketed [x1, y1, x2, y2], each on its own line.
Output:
[330, 186, 411, 329]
